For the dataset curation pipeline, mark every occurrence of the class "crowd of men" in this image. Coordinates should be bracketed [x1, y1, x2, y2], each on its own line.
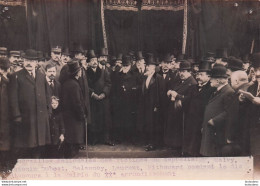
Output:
[0, 45, 260, 177]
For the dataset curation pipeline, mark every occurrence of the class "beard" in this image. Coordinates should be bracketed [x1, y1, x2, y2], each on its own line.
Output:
[100, 60, 106, 66]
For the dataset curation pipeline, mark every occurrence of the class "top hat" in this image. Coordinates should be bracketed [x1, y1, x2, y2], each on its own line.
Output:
[0, 47, 7, 55]
[163, 53, 172, 63]
[198, 60, 212, 72]
[136, 51, 144, 61]
[179, 60, 191, 70]
[122, 55, 132, 66]
[10, 50, 21, 57]
[62, 47, 71, 56]
[68, 59, 81, 75]
[51, 46, 62, 53]
[23, 49, 39, 60]
[73, 45, 84, 54]
[116, 53, 123, 61]
[0, 57, 10, 70]
[210, 65, 228, 78]
[242, 54, 251, 64]
[215, 48, 228, 59]
[227, 57, 243, 71]
[88, 50, 97, 60]
[146, 53, 157, 66]
[251, 52, 260, 68]
[99, 48, 108, 56]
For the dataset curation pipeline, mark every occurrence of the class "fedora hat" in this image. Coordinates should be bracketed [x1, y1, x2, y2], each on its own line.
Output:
[23, 49, 39, 60]
[227, 57, 243, 71]
[68, 59, 81, 75]
[210, 65, 228, 78]
[198, 60, 212, 72]
[0, 57, 10, 70]
[99, 48, 108, 56]
[179, 60, 191, 70]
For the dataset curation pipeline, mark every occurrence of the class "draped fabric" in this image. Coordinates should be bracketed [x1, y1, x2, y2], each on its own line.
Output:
[26, 0, 103, 53]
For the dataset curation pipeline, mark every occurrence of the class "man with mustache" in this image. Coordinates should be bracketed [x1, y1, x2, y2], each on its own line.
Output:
[98, 48, 108, 70]
[40, 46, 63, 81]
[182, 60, 216, 156]
[9, 51, 23, 74]
[45, 64, 60, 97]
[9, 49, 51, 158]
[164, 60, 197, 153]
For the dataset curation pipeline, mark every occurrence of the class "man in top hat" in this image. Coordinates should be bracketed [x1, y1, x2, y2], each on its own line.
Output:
[230, 70, 250, 156]
[136, 54, 164, 151]
[128, 51, 136, 66]
[0, 47, 7, 58]
[182, 60, 216, 156]
[200, 65, 238, 156]
[244, 52, 260, 157]
[9, 50, 23, 74]
[215, 48, 228, 67]
[61, 47, 72, 65]
[112, 55, 138, 144]
[40, 46, 63, 81]
[164, 60, 197, 152]
[9, 49, 51, 158]
[114, 53, 123, 72]
[98, 48, 109, 70]
[60, 59, 86, 158]
[86, 50, 113, 146]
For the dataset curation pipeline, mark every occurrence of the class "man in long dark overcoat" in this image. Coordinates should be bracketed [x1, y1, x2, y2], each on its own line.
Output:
[61, 60, 86, 158]
[182, 61, 216, 156]
[164, 61, 197, 151]
[86, 50, 113, 146]
[136, 54, 164, 151]
[9, 49, 51, 158]
[200, 65, 238, 157]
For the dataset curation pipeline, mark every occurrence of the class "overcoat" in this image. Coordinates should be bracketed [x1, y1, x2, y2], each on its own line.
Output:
[200, 84, 238, 156]
[164, 75, 197, 148]
[0, 76, 11, 151]
[86, 67, 112, 131]
[9, 69, 51, 148]
[246, 81, 260, 155]
[182, 81, 216, 156]
[61, 78, 85, 144]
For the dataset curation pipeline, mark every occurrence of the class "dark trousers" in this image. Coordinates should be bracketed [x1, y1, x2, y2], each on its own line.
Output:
[44, 144, 64, 159]
[64, 143, 79, 158]
[13, 146, 45, 159]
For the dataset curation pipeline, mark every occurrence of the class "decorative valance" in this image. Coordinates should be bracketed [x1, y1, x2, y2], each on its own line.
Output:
[0, 0, 25, 6]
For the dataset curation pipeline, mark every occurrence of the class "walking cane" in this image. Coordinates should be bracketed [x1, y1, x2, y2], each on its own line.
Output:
[85, 120, 89, 158]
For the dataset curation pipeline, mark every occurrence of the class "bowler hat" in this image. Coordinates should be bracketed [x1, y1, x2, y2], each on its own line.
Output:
[136, 51, 144, 61]
[99, 48, 108, 56]
[179, 60, 191, 70]
[88, 50, 97, 60]
[227, 57, 243, 71]
[0, 47, 7, 55]
[51, 46, 62, 53]
[10, 50, 21, 57]
[210, 65, 228, 78]
[215, 48, 228, 59]
[23, 49, 39, 60]
[116, 53, 123, 61]
[198, 60, 212, 72]
[68, 59, 81, 75]
[0, 57, 10, 70]
[251, 52, 260, 68]
[122, 55, 132, 66]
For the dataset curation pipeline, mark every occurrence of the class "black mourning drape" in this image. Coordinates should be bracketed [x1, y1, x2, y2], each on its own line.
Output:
[26, 0, 104, 53]
[105, 9, 184, 57]
[0, 5, 28, 50]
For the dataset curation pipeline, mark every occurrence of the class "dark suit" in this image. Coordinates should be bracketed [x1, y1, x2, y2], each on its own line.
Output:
[87, 66, 112, 144]
[9, 69, 51, 157]
[136, 73, 164, 146]
[164, 75, 197, 148]
[200, 84, 238, 156]
[246, 82, 260, 155]
[46, 78, 61, 98]
[182, 81, 216, 156]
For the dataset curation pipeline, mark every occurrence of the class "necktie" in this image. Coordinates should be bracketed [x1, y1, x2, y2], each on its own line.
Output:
[30, 71, 34, 79]
[50, 80, 54, 88]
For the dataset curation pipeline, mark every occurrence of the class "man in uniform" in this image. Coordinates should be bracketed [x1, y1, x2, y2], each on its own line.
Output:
[0, 47, 7, 58]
